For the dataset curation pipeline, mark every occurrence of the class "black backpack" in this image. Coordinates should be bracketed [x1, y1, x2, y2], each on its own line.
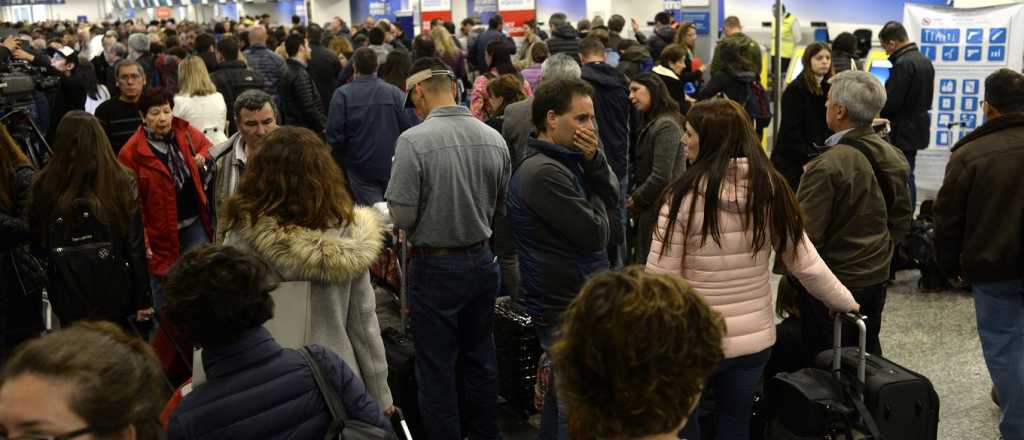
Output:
[744, 81, 773, 127]
[45, 199, 134, 323]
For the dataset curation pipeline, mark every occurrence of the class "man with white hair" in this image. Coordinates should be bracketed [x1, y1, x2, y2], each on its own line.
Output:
[791, 70, 912, 358]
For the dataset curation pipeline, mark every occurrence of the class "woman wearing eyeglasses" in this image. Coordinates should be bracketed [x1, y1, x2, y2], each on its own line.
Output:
[0, 321, 165, 440]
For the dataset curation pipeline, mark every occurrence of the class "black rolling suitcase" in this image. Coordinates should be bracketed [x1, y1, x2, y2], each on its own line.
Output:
[815, 345, 939, 439]
[767, 314, 886, 439]
[493, 297, 544, 415]
[382, 327, 425, 440]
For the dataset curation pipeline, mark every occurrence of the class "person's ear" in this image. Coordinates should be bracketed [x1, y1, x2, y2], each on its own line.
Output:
[546, 109, 558, 131]
[114, 424, 137, 440]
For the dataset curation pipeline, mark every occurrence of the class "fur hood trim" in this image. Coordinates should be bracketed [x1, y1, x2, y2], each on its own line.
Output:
[232, 207, 384, 283]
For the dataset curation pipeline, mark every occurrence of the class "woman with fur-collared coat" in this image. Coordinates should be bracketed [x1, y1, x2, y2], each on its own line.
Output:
[220, 126, 394, 412]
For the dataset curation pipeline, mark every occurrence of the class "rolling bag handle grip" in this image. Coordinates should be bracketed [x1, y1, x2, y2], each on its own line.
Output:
[832, 312, 868, 388]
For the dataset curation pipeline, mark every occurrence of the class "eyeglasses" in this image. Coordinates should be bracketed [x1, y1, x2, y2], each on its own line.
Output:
[1, 426, 97, 440]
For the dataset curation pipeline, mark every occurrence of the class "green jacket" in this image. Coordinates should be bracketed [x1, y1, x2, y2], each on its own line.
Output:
[797, 127, 913, 288]
[710, 32, 763, 77]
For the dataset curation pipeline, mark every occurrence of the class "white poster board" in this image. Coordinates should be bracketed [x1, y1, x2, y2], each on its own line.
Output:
[904, 3, 1024, 195]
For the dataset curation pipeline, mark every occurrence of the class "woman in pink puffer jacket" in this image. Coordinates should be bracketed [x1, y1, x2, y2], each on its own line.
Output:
[646, 99, 859, 440]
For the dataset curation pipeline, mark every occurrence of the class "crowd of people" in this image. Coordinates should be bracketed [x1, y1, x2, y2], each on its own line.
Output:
[0, 5, 1022, 440]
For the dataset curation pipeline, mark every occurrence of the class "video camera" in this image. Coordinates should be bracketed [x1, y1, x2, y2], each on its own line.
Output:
[0, 61, 58, 168]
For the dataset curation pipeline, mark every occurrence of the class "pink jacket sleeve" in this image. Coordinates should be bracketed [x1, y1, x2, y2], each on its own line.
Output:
[780, 233, 858, 312]
[645, 200, 687, 275]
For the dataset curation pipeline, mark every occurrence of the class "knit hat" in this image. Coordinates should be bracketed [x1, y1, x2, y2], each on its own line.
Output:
[127, 33, 150, 53]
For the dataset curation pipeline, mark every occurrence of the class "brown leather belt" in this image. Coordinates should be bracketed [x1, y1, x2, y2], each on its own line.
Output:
[409, 240, 487, 257]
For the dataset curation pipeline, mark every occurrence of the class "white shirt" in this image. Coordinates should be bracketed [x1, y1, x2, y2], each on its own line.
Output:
[173, 93, 228, 145]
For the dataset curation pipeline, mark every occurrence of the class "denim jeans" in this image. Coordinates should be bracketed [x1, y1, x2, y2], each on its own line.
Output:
[149, 220, 209, 313]
[535, 323, 568, 440]
[344, 170, 386, 206]
[707, 348, 771, 440]
[408, 246, 501, 440]
[973, 279, 1024, 440]
[902, 149, 918, 209]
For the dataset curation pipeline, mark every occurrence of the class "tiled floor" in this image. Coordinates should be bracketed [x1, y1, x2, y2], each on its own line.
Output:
[378, 268, 1005, 440]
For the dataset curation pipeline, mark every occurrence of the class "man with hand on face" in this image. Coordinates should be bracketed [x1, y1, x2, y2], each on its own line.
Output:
[208, 89, 278, 241]
[505, 77, 619, 440]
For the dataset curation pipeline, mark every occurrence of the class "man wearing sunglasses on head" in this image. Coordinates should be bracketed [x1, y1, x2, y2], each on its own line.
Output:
[385, 57, 509, 440]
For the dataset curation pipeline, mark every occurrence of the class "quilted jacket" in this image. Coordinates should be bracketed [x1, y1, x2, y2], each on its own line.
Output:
[646, 158, 857, 358]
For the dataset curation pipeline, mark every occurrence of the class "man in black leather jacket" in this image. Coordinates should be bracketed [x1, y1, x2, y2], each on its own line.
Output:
[878, 21, 934, 207]
[211, 37, 267, 135]
[279, 34, 327, 133]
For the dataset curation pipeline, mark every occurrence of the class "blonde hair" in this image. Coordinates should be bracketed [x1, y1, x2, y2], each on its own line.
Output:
[177, 56, 217, 97]
[430, 26, 459, 58]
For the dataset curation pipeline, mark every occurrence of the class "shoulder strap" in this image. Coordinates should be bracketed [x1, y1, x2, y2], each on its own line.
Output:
[841, 137, 895, 212]
[299, 346, 351, 429]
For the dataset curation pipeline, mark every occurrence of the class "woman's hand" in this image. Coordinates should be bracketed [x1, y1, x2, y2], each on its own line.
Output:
[384, 405, 397, 417]
[194, 154, 206, 168]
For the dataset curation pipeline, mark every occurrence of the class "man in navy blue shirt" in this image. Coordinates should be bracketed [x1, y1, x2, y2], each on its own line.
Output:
[327, 47, 414, 205]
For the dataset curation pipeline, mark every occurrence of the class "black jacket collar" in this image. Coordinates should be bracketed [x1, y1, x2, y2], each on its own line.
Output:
[202, 327, 283, 379]
[889, 43, 920, 62]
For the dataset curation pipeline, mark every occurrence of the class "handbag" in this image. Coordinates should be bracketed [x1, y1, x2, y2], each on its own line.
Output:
[299, 346, 399, 440]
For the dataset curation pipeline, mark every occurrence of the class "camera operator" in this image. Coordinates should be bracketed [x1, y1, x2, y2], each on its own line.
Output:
[49, 46, 104, 138]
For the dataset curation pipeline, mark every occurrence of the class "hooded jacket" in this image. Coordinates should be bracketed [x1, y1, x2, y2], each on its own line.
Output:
[547, 24, 581, 57]
[646, 159, 857, 358]
[642, 26, 676, 60]
[507, 137, 619, 323]
[223, 206, 393, 409]
[617, 45, 653, 80]
[581, 62, 631, 179]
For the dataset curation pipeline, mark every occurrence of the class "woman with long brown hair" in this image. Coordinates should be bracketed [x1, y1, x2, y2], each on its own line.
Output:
[220, 126, 394, 413]
[29, 111, 152, 328]
[772, 42, 834, 190]
[0, 124, 44, 363]
[646, 99, 858, 440]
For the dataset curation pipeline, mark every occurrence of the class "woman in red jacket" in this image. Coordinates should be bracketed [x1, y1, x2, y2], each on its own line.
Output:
[118, 88, 213, 313]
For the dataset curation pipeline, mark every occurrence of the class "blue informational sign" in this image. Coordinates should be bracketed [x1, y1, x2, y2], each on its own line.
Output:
[964, 46, 983, 61]
[920, 45, 937, 61]
[939, 79, 956, 94]
[921, 28, 960, 44]
[989, 46, 1006, 62]
[963, 79, 980, 95]
[961, 113, 978, 129]
[962, 97, 979, 112]
[989, 27, 1007, 43]
[942, 46, 959, 61]
[680, 12, 711, 35]
[936, 131, 950, 146]
[939, 96, 956, 111]
[467, 0, 498, 22]
[965, 28, 984, 44]
[937, 112, 955, 127]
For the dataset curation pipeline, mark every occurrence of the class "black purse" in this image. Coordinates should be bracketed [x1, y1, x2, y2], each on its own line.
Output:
[299, 346, 399, 440]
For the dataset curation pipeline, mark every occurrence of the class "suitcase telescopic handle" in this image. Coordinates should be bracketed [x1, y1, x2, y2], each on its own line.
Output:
[832, 312, 868, 386]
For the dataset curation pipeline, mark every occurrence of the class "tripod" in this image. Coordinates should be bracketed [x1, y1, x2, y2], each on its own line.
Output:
[1, 105, 51, 168]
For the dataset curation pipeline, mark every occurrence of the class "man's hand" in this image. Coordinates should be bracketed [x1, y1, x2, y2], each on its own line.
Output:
[384, 405, 397, 417]
[12, 47, 34, 62]
[2, 35, 18, 52]
[573, 127, 598, 161]
[631, 18, 641, 33]
[626, 197, 639, 218]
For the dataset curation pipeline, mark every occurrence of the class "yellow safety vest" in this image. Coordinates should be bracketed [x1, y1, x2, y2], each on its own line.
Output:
[770, 14, 797, 59]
